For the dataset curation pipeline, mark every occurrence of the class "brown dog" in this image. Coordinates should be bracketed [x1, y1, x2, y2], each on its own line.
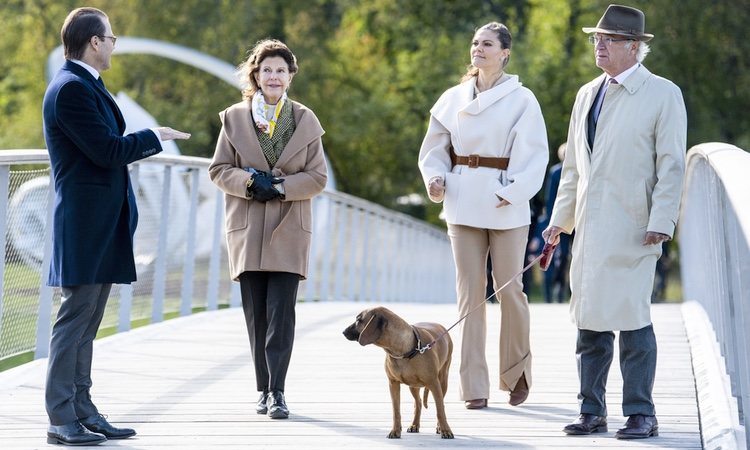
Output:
[343, 306, 454, 439]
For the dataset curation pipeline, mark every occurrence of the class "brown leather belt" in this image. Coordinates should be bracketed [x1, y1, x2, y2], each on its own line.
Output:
[450, 147, 509, 170]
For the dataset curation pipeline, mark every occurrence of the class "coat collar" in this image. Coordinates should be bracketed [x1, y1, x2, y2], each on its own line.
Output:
[587, 64, 652, 100]
[431, 75, 523, 128]
[62, 60, 123, 129]
[618, 64, 651, 95]
[221, 100, 324, 171]
[460, 74, 522, 115]
[63, 59, 97, 82]
[63, 60, 111, 100]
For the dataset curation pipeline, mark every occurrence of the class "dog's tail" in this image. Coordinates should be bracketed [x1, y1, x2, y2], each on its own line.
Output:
[423, 389, 430, 408]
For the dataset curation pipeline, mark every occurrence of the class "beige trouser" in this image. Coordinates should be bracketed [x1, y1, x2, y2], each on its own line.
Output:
[447, 223, 532, 401]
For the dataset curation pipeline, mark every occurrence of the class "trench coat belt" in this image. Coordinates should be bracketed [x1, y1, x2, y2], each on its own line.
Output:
[449, 146, 509, 170]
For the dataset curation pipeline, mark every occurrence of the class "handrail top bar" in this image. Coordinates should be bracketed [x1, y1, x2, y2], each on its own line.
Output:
[0, 149, 210, 169]
[686, 142, 750, 240]
[0, 149, 49, 163]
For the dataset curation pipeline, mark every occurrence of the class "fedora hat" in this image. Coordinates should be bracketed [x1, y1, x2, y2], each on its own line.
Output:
[582, 4, 653, 41]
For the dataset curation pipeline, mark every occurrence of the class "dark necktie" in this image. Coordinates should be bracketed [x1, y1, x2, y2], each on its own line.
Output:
[593, 78, 617, 124]
[588, 78, 617, 148]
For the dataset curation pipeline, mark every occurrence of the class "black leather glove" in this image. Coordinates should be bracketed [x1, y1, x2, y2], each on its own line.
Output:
[250, 171, 283, 202]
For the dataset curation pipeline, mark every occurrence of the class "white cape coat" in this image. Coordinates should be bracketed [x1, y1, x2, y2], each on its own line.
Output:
[419, 76, 548, 229]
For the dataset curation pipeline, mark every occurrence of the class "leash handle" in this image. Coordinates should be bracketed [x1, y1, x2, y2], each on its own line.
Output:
[418, 251, 545, 353]
[539, 242, 557, 271]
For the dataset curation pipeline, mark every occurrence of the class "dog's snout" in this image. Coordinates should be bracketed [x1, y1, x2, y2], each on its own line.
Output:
[343, 323, 359, 341]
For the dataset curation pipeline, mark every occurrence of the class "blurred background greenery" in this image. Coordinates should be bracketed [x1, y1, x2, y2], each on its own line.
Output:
[1, 0, 748, 226]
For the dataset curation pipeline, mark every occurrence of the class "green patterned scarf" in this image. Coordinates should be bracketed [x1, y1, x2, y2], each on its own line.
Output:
[254, 99, 295, 167]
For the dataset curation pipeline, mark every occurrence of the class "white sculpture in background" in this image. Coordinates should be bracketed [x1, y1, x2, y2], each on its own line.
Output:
[10, 37, 334, 273]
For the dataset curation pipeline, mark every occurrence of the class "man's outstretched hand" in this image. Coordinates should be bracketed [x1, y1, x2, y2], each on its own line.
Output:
[155, 127, 191, 140]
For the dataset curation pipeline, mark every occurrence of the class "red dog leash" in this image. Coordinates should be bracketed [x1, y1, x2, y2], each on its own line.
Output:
[417, 242, 557, 354]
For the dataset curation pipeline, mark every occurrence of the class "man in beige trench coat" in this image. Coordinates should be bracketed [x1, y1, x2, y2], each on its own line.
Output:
[543, 4, 686, 440]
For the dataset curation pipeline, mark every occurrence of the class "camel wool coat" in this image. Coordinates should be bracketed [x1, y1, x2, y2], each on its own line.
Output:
[549, 65, 686, 331]
[208, 100, 327, 281]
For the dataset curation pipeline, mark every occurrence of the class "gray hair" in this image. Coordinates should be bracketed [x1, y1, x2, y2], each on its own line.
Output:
[629, 41, 651, 62]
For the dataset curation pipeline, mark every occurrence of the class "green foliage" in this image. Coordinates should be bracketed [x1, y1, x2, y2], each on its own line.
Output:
[1, 0, 747, 224]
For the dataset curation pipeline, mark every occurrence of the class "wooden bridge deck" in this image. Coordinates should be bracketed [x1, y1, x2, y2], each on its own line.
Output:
[0, 302, 701, 449]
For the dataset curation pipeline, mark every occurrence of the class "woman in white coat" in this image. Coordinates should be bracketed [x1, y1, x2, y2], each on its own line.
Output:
[418, 22, 549, 409]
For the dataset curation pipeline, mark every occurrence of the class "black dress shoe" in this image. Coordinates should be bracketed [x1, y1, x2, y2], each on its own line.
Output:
[256, 391, 268, 414]
[80, 414, 136, 439]
[47, 421, 106, 446]
[615, 414, 658, 439]
[563, 413, 608, 435]
[267, 390, 289, 419]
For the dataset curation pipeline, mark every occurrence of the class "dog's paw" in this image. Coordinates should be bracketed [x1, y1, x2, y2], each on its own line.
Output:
[437, 426, 454, 439]
[387, 429, 401, 439]
[407, 425, 419, 433]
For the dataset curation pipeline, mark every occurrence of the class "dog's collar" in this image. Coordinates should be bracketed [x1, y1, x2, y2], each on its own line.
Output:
[386, 326, 422, 360]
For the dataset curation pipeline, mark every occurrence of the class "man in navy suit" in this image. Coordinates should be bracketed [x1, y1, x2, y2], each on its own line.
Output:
[43, 7, 189, 446]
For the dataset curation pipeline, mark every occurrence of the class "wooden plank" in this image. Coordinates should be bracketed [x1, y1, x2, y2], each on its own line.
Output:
[0, 302, 702, 449]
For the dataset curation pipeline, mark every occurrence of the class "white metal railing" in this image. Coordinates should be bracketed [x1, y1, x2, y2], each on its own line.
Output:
[680, 142, 750, 449]
[0, 150, 455, 366]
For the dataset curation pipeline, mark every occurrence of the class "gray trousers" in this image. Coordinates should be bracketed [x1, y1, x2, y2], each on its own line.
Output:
[45, 284, 111, 425]
[239, 271, 299, 393]
[576, 324, 657, 417]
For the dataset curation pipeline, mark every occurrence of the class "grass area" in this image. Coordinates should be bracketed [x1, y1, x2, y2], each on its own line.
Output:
[0, 351, 34, 372]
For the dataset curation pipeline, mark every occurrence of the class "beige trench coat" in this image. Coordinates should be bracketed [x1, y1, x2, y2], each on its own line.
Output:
[208, 100, 327, 281]
[549, 65, 686, 331]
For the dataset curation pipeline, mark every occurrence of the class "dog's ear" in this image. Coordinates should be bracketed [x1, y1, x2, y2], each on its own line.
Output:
[358, 313, 385, 346]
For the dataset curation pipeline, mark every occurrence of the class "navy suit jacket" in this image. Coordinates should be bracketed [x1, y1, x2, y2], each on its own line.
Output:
[43, 60, 162, 286]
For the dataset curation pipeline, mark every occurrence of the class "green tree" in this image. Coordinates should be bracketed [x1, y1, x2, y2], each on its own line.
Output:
[1, 0, 747, 225]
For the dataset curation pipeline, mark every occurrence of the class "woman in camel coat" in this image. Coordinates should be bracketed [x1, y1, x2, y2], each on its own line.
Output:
[209, 39, 327, 420]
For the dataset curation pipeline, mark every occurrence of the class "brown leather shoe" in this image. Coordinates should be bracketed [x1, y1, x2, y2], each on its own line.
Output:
[615, 414, 658, 439]
[563, 413, 608, 435]
[509, 374, 529, 406]
[464, 399, 487, 409]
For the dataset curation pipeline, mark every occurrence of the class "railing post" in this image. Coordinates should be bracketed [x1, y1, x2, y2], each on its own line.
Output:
[384, 218, 396, 302]
[369, 213, 381, 302]
[332, 204, 348, 301]
[357, 208, 371, 302]
[0, 166, 9, 337]
[151, 165, 172, 324]
[35, 182, 56, 359]
[346, 207, 360, 302]
[303, 196, 322, 301]
[180, 169, 200, 316]
[118, 164, 141, 332]
[230, 281, 241, 308]
[206, 188, 223, 310]
[318, 199, 335, 301]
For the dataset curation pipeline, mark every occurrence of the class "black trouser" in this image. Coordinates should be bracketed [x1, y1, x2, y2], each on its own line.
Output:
[46, 284, 111, 425]
[239, 271, 299, 393]
[576, 324, 657, 417]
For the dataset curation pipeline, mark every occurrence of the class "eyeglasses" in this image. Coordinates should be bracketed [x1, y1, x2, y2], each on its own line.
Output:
[588, 35, 633, 45]
[98, 35, 117, 45]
